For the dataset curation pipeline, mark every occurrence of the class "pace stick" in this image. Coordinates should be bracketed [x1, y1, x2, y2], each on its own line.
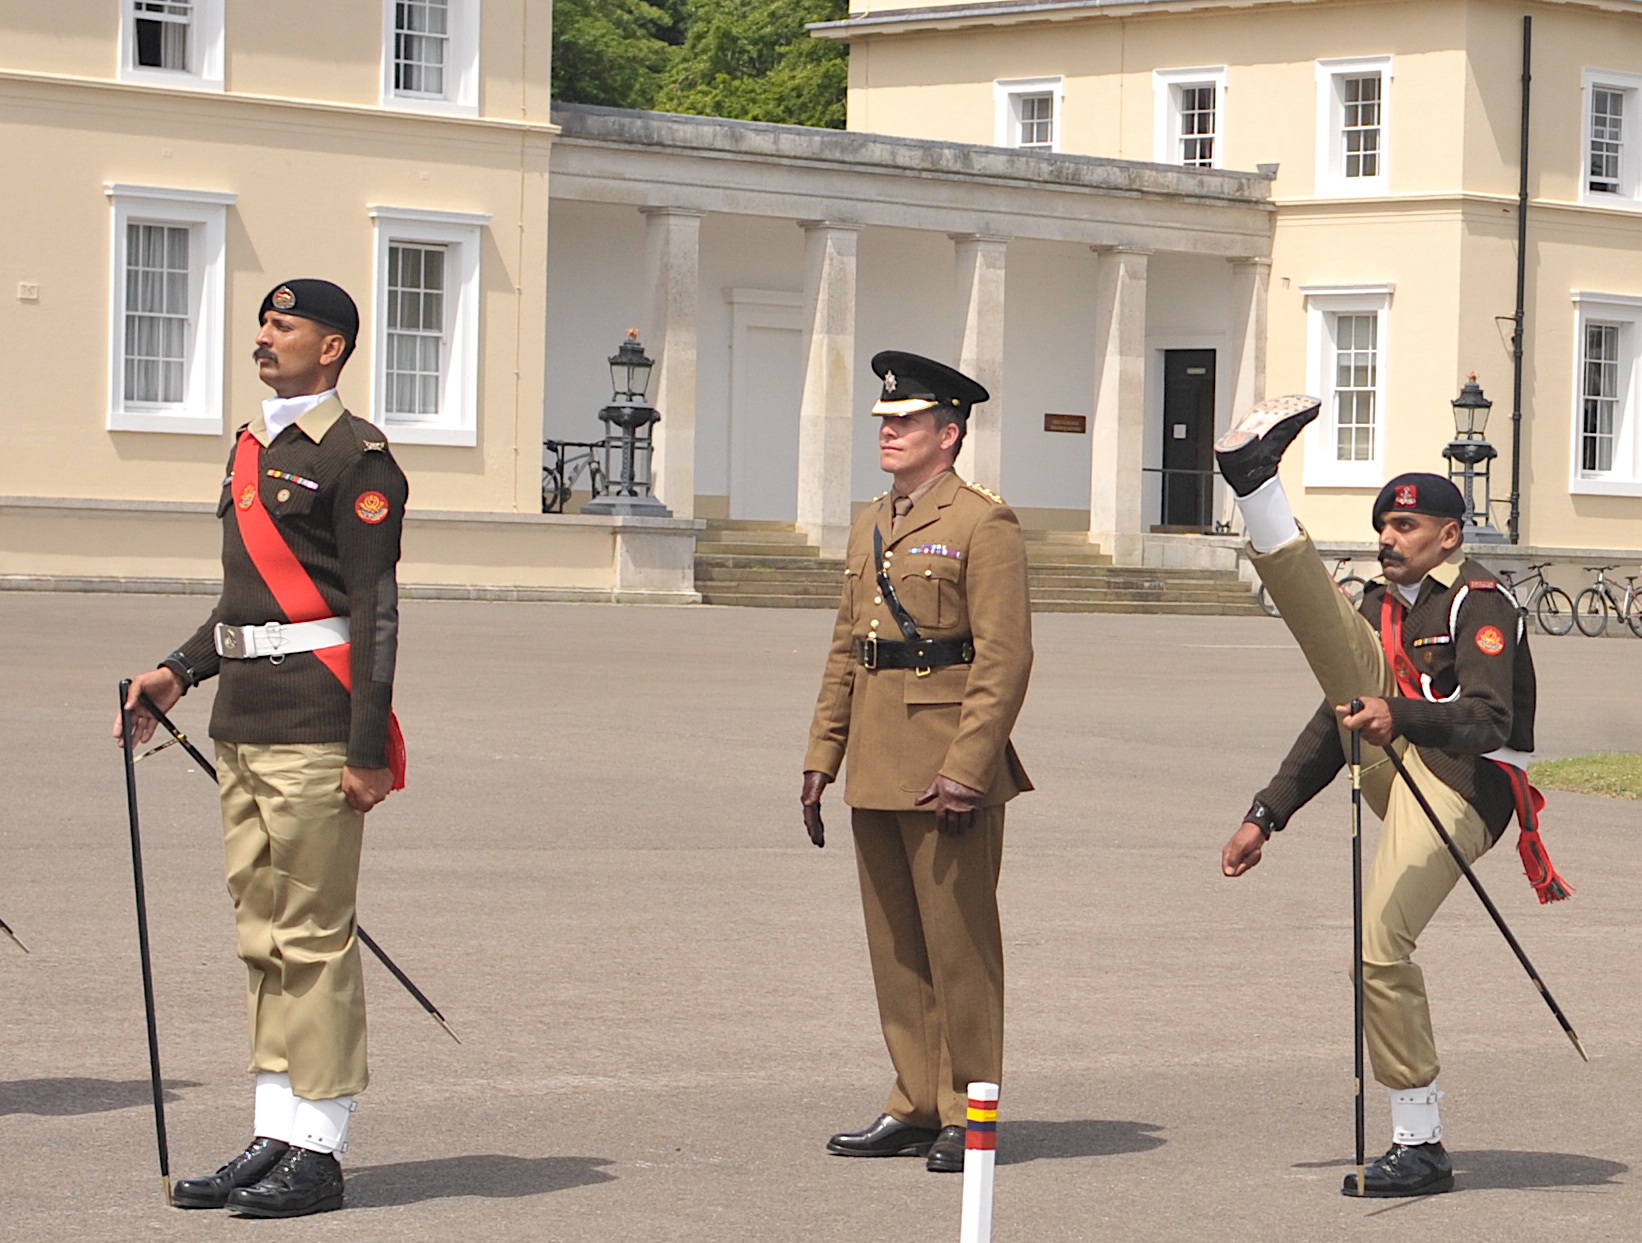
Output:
[1349, 702, 1366, 1198]
[118, 681, 174, 1205]
[1379, 742, 1587, 1061]
[135, 693, 460, 1043]
[0, 913, 27, 954]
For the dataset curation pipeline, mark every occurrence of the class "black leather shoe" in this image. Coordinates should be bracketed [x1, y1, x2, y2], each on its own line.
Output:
[826, 1114, 939, 1157]
[1213, 395, 1322, 496]
[1341, 1142, 1454, 1198]
[925, 1125, 967, 1173]
[171, 1137, 290, 1209]
[227, 1146, 345, 1218]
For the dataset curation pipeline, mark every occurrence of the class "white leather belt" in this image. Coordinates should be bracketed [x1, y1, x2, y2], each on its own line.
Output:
[1484, 747, 1534, 771]
[215, 617, 350, 660]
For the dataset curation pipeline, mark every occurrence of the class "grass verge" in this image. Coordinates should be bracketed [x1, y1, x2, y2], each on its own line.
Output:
[1529, 753, 1642, 801]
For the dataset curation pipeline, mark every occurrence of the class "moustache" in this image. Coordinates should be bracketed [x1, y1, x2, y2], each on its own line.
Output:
[252, 347, 277, 363]
[1377, 548, 1407, 564]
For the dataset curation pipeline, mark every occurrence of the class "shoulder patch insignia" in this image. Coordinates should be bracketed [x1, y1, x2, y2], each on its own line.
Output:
[354, 491, 391, 524]
[1475, 624, 1506, 656]
[966, 483, 1006, 505]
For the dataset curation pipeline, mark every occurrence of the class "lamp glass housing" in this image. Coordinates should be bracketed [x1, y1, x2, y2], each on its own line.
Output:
[609, 332, 654, 403]
[1451, 377, 1492, 439]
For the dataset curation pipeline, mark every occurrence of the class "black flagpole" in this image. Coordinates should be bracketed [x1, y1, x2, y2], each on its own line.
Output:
[136, 693, 459, 1044]
[118, 680, 174, 1205]
[1380, 742, 1587, 1061]
[1349, 704, 1366, 1197]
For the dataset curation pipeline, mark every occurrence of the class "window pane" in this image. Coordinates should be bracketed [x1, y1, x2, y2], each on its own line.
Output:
[1178, 83, 1217, 167]
[1332, 313, 1378, 462]
[1590, 87, 1624, 194]
[123, 222, 190, 405]
[132, 0, 191, 71]
[395, 0, 449, 97]
[1341, 74, 1381, 179]
[1581, 322, 1621, 473]
[1016, 93, 1054, 149]
[384, 242, 448, 418]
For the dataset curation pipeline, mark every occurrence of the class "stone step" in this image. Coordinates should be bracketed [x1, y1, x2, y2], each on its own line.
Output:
[699, 519, 805, 533]
[696, 541, 822, 558]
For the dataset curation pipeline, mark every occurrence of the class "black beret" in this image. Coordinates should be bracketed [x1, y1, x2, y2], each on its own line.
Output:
[1372, 472, 1466, 531]
[259, 279, 359, 344]
[870, 350, 989, 417]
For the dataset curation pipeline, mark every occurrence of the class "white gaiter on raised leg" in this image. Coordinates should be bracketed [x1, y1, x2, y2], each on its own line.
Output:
[1390, 1083, 1443, 1145]
[1235, 476, 1302, 554]
[253, 1072, 297, 1144]
[291, 1095, 357, 1154]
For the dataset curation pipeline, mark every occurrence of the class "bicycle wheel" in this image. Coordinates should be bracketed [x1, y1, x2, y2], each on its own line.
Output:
[1535, 587, 1575, 636]
[1257, 584, 1281, 618]
[1626, 591, 1642, 638]
[541, 467, 568, 514]
[1573, 587, 1609, 637]
[1336, 575, 1367, 610]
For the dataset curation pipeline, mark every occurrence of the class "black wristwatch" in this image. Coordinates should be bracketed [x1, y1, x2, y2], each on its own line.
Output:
[161, 651, 198, 689]
[1244, 799, 1282, 839]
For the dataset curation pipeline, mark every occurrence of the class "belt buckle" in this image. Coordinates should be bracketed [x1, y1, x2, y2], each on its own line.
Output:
[863, 634, 878, 670]
[215, 623, 244, 659]
[914, 640, 931, 677]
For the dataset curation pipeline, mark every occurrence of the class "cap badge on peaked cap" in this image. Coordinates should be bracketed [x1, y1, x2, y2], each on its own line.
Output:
[883, 371, 897, 393]
[271, 286, 296, 311]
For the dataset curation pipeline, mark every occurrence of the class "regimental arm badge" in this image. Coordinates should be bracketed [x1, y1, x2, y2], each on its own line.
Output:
[354, 491, 391, 524]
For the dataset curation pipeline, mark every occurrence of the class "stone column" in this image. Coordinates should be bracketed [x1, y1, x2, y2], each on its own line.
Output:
[1088, 246, 1151, 565]
[950, 234, 1009, 492]
[795, 221, 861, 557]
[641, 208, 705, 519]
[1222, 257, 1271, 531]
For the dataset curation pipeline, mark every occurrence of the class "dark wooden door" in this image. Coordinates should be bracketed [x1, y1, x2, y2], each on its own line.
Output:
[1161, 349, 1216, 530]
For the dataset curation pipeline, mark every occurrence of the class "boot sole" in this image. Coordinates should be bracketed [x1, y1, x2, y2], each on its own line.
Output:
[229, 1193, 344, 1218]
[826, 1142, 935, 1158]
[171, 1192, 231, 1210]
[1215, 394, 1321, 453]
[1341, 1173, 1454, 1199]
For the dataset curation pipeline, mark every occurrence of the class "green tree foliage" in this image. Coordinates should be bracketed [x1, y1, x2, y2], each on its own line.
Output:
[657, 0, 849, 129]
[550, 0, 681, 111]
[550, 0, 849, 130]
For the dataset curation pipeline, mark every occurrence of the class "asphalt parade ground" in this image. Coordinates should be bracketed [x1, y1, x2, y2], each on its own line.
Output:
[2, 591, 1640, 1242]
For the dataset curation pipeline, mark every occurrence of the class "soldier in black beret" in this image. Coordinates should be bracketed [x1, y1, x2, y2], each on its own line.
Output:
[1210, 400, 1566, 1198]
[115, 279, 407, 1217]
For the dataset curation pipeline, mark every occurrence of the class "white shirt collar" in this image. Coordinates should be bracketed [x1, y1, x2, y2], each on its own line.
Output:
[1393, 580, 1421, 607]
[262, 389, 337, 441]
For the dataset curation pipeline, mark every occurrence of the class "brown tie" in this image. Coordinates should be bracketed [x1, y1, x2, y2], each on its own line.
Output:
[891, 494, 914, 538]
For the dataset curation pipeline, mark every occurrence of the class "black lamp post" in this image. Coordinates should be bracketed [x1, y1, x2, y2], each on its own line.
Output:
[581, 329, 672, 518]
[1441, 373, 1505, 543]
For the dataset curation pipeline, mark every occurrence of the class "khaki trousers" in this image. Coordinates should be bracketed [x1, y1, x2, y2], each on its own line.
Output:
[1249, 534, 1493, 1090]
[850, 806, 1005, 1130]
[217, 741, 368, 1100]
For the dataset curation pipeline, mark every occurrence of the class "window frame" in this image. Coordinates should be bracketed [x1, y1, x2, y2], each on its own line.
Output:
[993, 76, 1064, 153]
[1300, 284, 1394, 488]
[1314, 56, 1392, 197]
[367, 205, 490, 446]
[105, 184, 235, 436]
[118, 0, 225, 92]
[1569, 292, 1642, 495]
[1581, 69, 1642, 207]
[381, 0, 481, 116]
[1152, 66, 1228, 169]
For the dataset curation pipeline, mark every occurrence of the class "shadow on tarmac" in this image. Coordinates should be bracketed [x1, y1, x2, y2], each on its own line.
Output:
[0, 1077, 201, 1116]
[1294, 1149, 1628, 1191]
[997, 1119, 1166, 1166]
[347, 1155, 618, 1206]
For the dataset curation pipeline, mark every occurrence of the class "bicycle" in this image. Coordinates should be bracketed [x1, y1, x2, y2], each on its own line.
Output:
[542, 438, 608, 514]
[1572, 564, 1642, 638]
[1258, 556, 1367, 619]
[1496, 562, 1576, 637]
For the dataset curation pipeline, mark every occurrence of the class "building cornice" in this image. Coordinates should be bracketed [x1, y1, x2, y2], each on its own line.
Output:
[0, 68, 560, 138]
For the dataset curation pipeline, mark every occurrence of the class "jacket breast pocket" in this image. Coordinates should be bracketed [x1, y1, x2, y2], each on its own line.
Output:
[895, 558, 963, 630]
[265, 479, 319, 520]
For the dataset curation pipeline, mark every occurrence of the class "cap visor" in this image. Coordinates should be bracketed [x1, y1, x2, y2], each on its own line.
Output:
[872, 398, 938, 416]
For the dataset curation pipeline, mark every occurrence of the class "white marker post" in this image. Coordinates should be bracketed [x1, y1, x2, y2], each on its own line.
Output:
[960, 1081, 999, 1243]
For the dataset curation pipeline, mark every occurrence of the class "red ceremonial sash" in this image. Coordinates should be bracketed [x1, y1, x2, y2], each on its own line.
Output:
[230, 430, 406, 789]
[1379, 592, 1566, 902]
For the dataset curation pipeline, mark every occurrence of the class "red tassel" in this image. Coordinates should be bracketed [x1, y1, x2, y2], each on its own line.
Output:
[387, 713, 407, 791]
[1517, 828, 1572, 904]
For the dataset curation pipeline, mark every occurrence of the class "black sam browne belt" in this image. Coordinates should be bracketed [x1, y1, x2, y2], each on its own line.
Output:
[855, 635, 975, 670]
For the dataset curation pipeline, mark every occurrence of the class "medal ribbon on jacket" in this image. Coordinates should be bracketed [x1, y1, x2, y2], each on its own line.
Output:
[230, 430, 407, 790]
[1380, 592, 1568, 903]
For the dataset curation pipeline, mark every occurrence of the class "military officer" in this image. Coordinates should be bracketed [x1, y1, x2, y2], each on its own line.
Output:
[801, 351, 1034, 1174]
[114, 279, 408, 1218]
[1213, 396, 1564, 1197]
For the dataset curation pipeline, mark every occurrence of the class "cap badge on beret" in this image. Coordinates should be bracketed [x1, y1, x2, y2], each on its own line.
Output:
[271, 286, 296, 311]
[883, 371, 897, 393]
[1395, 483, 1418, 508]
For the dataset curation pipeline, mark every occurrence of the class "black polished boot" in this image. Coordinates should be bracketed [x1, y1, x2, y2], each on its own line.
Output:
[171, 1137, 290, 1209]
[1341, 1142, 1454, 1198]
[826, 1114, 940, 1157]
[1213, 395, 1322, 496]
[227, 1146, 345, 1218]
[925, 1125, 967, 1173]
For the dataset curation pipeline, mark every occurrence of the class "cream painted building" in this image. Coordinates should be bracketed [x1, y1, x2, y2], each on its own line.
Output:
[817, 0, 1642, 555]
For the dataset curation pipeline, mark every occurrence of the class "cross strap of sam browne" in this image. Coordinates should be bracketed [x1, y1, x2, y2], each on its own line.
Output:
[874, 524, 922, 640]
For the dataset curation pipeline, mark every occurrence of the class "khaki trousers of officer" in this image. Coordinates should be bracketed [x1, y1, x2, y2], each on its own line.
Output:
[851, 806, 1005, 1130]
[217, 741, 368, 1100]
[1249, 533, 1494, 1091]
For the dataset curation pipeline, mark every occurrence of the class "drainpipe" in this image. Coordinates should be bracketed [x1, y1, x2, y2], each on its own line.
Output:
[1508, 15, 1531, 544]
